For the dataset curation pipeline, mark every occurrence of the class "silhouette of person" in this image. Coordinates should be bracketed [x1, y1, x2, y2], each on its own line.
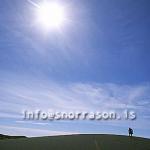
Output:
[128, 128, 133, 137]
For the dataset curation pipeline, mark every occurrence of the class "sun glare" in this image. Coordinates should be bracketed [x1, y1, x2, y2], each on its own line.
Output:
[36, 2, 66, 29]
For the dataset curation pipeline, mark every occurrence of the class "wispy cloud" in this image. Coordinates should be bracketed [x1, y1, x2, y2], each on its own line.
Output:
[1, 78, 150, 115]
[0, 77, 150, 136]
[0, 125, 77, 137]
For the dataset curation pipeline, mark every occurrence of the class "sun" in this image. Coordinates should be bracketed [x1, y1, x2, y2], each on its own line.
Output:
[36, 2, 66, 29]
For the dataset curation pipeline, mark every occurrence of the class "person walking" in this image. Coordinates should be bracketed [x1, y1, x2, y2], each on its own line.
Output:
[128, 128, 133, 137]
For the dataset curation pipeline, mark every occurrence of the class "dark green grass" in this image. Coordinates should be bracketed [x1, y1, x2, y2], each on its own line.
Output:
[0, 134, 150, 150]
[0, 134, 26, 140]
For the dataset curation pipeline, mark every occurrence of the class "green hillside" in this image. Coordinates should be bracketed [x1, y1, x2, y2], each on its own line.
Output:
[0, 134, 150, 150]
[0, 134, 26, 140]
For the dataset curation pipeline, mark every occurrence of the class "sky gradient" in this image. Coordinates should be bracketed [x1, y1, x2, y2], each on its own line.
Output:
[0, 0, 150, 138]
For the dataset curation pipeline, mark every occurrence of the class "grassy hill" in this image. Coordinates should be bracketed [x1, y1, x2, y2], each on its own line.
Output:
[0, 134, 150, 150]
[0, 134, 26, 140]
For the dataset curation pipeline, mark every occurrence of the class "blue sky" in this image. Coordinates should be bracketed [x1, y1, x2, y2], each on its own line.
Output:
[0, 0, 150, 138]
